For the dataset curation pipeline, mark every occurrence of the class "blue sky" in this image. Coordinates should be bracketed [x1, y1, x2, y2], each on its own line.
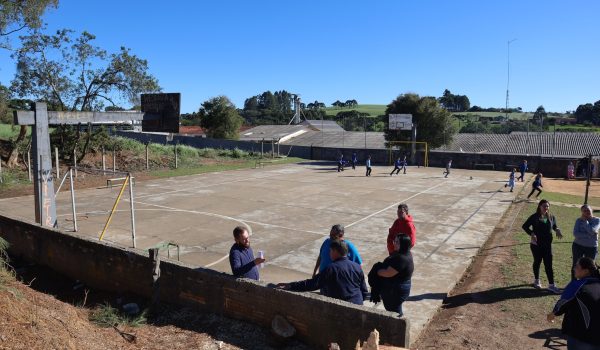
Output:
[1, 0, 598, 113]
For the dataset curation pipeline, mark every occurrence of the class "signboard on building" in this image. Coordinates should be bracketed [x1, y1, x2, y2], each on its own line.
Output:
[388, 114, 413, 131]
[141, 93, 180, 133]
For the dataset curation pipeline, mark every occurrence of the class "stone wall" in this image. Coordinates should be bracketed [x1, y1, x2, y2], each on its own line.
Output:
[0, 214, 409, 348]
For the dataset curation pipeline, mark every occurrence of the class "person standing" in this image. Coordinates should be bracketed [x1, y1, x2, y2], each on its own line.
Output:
[443, 159, 452, 178]
[505, 168, 516, 192]
[400, 155, 407, 174]
[229, 226, 265, 280]
[278, 240, 368, 305]
[567, 161, 575, 180]
[522, 199, 563, 293]
[313, 224, 362, 277]
[548, 257, 600, 349]
[390, 157, 402, 176]
[387, 203, 416, 254]
[517, 160, 528, 182]
[366, 155, 372, 177]
[337, 154, 345, 172]
[571, 205, 600, 280]
[351, 152, 358, 170]
[527, 173, 544, 199]
[374, 235, 414, 316]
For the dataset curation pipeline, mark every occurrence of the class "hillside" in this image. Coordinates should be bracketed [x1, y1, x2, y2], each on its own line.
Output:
[324, 104, 386, 117]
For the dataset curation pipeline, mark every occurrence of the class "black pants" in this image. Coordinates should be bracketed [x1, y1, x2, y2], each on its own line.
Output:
[390, 166, 400, 175]
[527, 186, 542, 198]
[366, 167, 372, 176]
[337, 163, 344, 172]
[530, 243, 554, 284]
[352, 161, 356, 169]
[571, 242, 598, 280]
[517, 172, 525, 181]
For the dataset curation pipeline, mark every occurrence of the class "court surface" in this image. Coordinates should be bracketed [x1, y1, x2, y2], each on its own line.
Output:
[0, 162, 519, 342]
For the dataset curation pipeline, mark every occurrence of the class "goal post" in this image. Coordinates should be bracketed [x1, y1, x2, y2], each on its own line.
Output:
[387, 141, 429, 167]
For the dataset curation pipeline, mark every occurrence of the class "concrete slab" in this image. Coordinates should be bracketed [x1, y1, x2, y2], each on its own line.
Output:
[0, 162, 519, 343]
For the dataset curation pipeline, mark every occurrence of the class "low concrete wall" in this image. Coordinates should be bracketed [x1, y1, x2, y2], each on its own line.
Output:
[0, 214, 409, 348]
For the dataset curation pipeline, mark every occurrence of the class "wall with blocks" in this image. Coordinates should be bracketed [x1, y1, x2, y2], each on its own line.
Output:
[0, 214, 409, 349]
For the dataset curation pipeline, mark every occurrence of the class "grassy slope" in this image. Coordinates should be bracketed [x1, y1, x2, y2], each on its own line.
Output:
[324, 104, 386, 117]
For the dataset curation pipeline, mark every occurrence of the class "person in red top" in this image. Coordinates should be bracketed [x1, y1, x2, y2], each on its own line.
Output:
[387, 203, 416, 254]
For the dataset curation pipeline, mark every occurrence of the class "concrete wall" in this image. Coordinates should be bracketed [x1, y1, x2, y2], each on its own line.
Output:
[115, 131, 579, 176]
[0, 214, 409, 349]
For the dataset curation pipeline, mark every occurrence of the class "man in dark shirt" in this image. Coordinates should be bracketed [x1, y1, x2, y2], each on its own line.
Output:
[277, 240, 368, 305]
[229, 226, 265, 280]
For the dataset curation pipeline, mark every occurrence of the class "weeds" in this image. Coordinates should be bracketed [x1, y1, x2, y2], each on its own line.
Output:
[89, 302, 147, 328]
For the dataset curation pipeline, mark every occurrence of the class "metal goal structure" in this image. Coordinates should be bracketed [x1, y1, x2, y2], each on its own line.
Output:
[387, 141, 429, 167]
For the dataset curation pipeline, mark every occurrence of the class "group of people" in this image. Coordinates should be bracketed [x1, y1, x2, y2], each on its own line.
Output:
[522, 200, 600, 348]
[228, 203, 417, 316]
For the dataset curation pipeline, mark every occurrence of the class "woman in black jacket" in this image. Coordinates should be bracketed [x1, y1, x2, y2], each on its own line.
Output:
[376, 234, 414, 316]
[522, 199, 563, 294]
[548, 257, 600, 349]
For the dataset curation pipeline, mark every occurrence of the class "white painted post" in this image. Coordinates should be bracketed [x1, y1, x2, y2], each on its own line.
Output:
[55, 146, 59, 180]
[27, 150, 32, 182]
[128, 172, 136, 248]
[174, 143, 178, 169]
[73, 148, 77, 178]
[69, 168, 77, 232]
[102, 146, 106, 171]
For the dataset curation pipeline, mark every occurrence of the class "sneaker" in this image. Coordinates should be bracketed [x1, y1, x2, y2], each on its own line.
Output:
[547, 284, 562, 294]
[533, 279, 542, 289]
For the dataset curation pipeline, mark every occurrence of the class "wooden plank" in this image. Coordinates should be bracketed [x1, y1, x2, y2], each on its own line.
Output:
[14, 110, 160, 125]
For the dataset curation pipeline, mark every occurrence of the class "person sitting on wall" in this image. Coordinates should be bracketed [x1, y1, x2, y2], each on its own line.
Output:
[229, 226, 265, 280]
[277, 240, 368, 305]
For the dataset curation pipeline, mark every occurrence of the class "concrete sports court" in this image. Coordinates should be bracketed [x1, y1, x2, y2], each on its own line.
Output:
[0, 162, 518, 342]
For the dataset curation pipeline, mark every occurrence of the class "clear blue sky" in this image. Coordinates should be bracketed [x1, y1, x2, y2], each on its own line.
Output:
[1, 0, 598, 113]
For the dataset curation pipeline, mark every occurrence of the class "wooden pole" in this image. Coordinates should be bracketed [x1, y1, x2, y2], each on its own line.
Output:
[54, 146, 59, 180]
[27, 150, 32, 182]
[102, 146, 106, 171]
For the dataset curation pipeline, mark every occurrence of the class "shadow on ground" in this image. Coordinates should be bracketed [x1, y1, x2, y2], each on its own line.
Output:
[441, 284, 557, 309]
[528, 328, 566, 349]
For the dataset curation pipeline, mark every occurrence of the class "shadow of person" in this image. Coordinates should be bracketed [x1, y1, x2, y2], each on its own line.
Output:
[528, 328, 566, 349]
[442, 284, 551, 309]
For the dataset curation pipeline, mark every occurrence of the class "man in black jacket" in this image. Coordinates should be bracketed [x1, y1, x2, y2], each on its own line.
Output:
[277, 240, 368, 305]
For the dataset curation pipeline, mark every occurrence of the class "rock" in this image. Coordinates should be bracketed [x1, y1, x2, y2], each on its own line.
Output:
[328, 343, 341, 350]
[362, 329, 380, 350]
[270, 314, 296, 345]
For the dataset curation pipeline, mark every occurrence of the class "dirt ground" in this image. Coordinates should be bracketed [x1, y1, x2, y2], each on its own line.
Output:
[411, 177, 599, 350]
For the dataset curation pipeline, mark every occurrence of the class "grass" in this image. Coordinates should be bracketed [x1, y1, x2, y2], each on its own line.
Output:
[537, 191, 600, 208]
[0, 123, 31, 140]
[149, 157, 304, 178]
[89, 302, 147, 328]
[324, 104, 386, 117]
[500, 191, 597, 318]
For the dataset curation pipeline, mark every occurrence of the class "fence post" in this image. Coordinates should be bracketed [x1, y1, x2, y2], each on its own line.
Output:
[73, 147, 77, 178]
[27, 149, 32, 182]
[113, 147, 116, 173]
[102, 146, 106, 171]
[69, 168, 77, 232]
[145, 142, 149, 170]
[174, 142, 178, 169]
[54, 146, 59, 179]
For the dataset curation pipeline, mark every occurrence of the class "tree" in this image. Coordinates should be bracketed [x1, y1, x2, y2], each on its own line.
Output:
[0, 0, 58, 48]
[385, 93, 456, 148]
[199, 96, 243, 139]
[9, 29, 160, 165]
[532, 105, 547, 126]
[0, 83, 9, 123]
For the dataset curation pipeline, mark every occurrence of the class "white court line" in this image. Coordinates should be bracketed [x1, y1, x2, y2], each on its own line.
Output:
[346, 181, 446, 228]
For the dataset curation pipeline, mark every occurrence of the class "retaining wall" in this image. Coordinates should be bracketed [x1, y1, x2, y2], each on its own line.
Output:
[0, 214, 409, 349]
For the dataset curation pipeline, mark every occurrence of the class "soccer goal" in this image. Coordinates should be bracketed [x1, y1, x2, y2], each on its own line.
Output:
[387, 141, 429, 167]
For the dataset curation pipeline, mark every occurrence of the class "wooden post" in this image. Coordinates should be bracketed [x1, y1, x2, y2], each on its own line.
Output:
[54, 146, 59, 179]
[102, 146, 106, 171]
[174, 143, 178, 169]
[73, 147, 77, 178]
[145, 143, 149, 170]
[27, 149, 32, 182]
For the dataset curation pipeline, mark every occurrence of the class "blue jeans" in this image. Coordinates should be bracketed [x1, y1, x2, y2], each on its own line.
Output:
[567, 336, 600, 350]
[572, 243, 598, 280]
[380, 281, 411, 316]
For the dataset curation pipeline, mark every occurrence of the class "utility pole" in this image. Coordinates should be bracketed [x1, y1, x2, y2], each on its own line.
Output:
[505, 39, 517, 121]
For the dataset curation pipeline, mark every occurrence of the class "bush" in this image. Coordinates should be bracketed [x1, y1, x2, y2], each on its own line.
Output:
[89, 302, 147, 328]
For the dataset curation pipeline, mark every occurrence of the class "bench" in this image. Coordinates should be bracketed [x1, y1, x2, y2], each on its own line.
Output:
[107, 176, 135, 188]
[474, 163, 495, 170]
